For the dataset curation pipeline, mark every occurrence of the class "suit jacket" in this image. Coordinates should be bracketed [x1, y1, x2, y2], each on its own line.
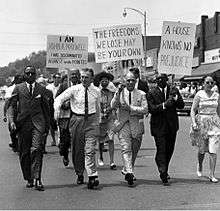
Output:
[8, 82, 50, 133]
[147, 84, 184, 137]
[138, 79, 149, 95]
[111, 88, 148, 139]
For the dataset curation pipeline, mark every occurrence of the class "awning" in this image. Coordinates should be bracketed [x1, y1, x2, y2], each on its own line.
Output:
[180, 62, 220, 81]
[191, 62, 220, 76]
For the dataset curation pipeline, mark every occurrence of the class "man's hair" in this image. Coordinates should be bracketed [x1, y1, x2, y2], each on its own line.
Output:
[24, 65, 36, 73]
[81, 68, 94, 77]
[129, 67, 140, 78]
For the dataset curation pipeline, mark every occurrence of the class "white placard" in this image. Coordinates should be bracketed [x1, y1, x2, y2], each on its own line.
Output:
[92, 24, 144, 63]
[204, 48, 220, 64]
[46, 35, 88, 68]
[158, 21, 196, 75]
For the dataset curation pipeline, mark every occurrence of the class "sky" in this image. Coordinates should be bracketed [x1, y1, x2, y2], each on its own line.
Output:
[1, 0, 220, 67]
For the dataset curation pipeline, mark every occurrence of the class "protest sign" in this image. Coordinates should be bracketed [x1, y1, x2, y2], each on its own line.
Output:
[46, 35, 88, 68]
[92, 24, 144, 63]
[157, 21, 196, 75]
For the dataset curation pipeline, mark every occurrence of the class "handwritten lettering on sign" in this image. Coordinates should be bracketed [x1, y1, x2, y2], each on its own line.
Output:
[93, 24, 144, 63]
[158, 21, 196, 75]
[46, 35, 88, 68]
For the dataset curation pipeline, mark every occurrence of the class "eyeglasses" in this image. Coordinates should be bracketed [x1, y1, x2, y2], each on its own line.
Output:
[205, 81, 214, 85]
[25, 72, 36, 76]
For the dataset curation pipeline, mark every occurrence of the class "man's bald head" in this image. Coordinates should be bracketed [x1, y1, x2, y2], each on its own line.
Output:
[125, 72, 136, 91]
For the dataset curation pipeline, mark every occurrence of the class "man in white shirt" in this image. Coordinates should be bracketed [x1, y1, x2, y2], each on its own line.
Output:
[54, 68, 101, 189]
[46, 73, 61, 146]
[3, 74, 24, 152]
[111, 72, 148, 186]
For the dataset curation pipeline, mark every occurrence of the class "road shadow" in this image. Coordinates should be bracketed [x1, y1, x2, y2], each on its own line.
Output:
[45, 183, 77, 190]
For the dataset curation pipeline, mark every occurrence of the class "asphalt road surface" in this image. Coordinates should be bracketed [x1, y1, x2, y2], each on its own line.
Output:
[1, 101, 220, 210]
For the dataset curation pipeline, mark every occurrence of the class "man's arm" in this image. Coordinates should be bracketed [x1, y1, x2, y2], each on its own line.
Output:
[147, 90, 164, 114]
[54, 86, 73, 119]
[130, 93, 148, 116]
[7, 86, 18, 130]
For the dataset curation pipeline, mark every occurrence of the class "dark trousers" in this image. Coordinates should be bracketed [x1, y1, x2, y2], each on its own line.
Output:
[154, 131, 177, 179]
[58, 118, 71, 159]
[18, 120, 44, 181]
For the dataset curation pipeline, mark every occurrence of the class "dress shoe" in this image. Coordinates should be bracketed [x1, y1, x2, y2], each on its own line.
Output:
[76, 175, 84, 185]
[125, 173, 134, 186]
[209, 176, 219, 183]
[87, 176, 99, 189]
[162, 180, 170, 186]
[26, 179, 34, 188]
[110, 163, 117, 170]
[196, 164, 202, 177]
[63, 157, 69, 167]
[35, 179, 44, 191]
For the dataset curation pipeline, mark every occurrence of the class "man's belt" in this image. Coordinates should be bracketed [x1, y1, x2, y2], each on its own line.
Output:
[72, 112, 96, 117]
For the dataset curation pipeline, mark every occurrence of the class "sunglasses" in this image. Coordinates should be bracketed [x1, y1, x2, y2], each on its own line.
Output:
[205, 81, 214, 85]
[25, 72, 36, 76]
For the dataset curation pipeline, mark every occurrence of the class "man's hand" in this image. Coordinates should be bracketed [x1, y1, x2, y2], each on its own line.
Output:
[10, 122, 16, 131]
[164, 97, 175, 108]
[121, 100, 130, 111]
[118, 84, 125, 93]
[54, 110, 60, 121]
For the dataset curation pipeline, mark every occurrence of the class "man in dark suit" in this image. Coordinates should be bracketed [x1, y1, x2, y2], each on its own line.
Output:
[129, 67, 149, 95]
[147, 74, 184, 186]
[8, 66, 50, 191]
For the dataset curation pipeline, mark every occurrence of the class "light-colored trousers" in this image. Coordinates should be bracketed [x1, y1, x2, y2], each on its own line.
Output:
[69, 113, 99, 177]
[118, 122, 142, 174]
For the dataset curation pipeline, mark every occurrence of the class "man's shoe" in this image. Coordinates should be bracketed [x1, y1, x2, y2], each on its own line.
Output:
[26, 179, 34, 188]
[125, 173, 134, 186]
[163, 180, 170, 186]
[76, 175, 84, 185]
[110, 163, 117, 170]
[87, 176, 99, 189]
[63, 157, 69, 167]
[35, 179, 44, 191]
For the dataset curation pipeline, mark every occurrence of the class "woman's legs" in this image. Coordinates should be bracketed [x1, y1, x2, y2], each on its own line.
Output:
[209, 153, 217, 178]
[108, 139, 114, 165]
[198, 152, 205, 172]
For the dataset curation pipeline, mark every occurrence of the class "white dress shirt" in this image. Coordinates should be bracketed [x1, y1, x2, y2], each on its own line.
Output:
[26, 82, 35, 95]
[54, 83, 101, 117]
[46, 83, 60, 99]
[4, 84, 16, 99]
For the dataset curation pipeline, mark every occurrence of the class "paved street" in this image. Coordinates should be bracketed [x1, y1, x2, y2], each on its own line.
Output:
[1, 100, 220, 210]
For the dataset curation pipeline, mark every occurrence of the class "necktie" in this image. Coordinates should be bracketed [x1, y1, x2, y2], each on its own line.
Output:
[162, 88, 165, 101]
[84, 87, 88, 120]
[29, 83, 33, 96]
[129, 92, 132, 105]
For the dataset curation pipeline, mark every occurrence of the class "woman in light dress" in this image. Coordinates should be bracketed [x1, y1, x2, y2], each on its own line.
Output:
[190, 76, 220, 183]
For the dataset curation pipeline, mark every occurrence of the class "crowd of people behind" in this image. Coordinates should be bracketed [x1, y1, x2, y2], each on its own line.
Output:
[3, 65, 220, 191]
